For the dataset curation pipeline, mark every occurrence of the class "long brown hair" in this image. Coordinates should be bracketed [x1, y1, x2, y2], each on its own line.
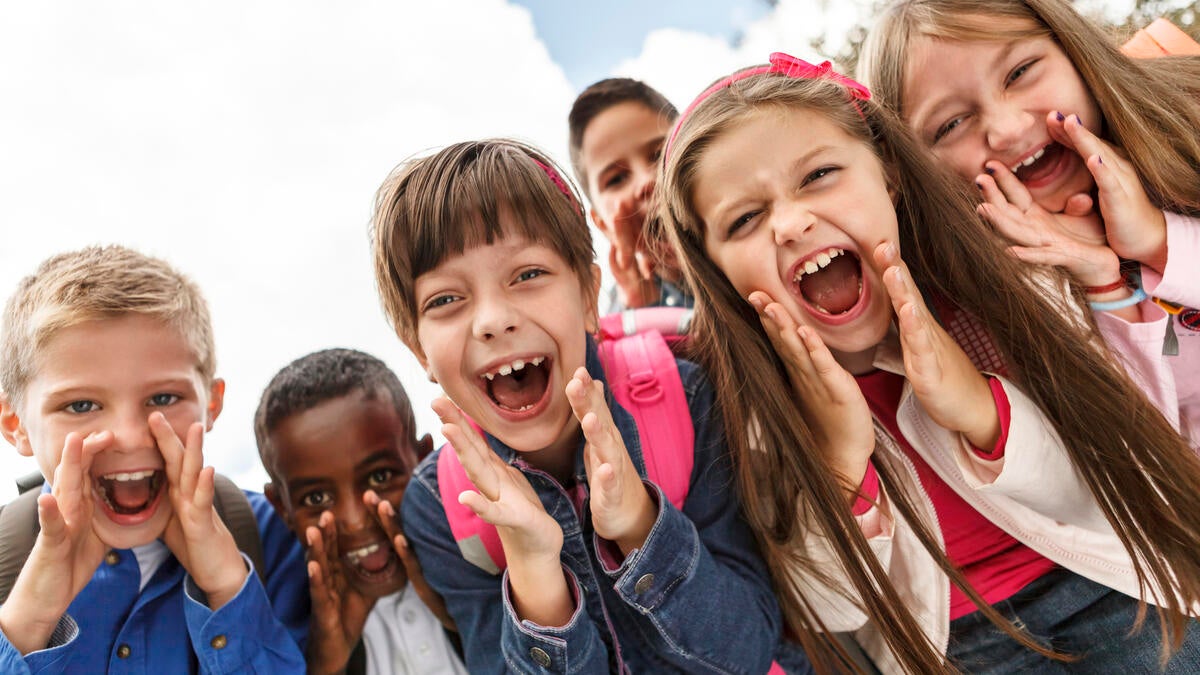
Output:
[657, 69, 1200, 672]
[857, 0, 1200, 215]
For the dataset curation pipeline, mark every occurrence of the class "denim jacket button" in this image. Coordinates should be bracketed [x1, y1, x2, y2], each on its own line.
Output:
[634, 573, 655, 594]
[530, 646, 552, 667]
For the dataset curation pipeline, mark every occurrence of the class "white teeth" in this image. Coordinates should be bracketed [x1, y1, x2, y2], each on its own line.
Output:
[1010, 147, 1046, 173]
[792, 247, 847, 282]
[481, 356, 546, 380]
[345, 542, 381, 560]
[102, 470, 155, 482]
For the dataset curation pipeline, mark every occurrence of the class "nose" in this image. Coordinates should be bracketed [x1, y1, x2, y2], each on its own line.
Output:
[335, 491, 370, 534]
[633, 164, 656, 202]
[771, 199, 816, 247]
[472, 292, 520, 341]
[984, 103, 1035, 154]
[113, 409, 156, 452]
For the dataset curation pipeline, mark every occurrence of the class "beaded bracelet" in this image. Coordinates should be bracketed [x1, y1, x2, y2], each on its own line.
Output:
[1089, 286, 1147, 312]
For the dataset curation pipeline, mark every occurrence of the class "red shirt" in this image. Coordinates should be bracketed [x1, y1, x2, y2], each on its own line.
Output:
[854, 370, 1058, 619]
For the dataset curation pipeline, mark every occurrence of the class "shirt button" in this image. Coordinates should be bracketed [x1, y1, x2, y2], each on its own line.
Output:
[116, 644, 131, 658]
[634, 573, 655, 594]
[211, 635, 228, 649]
[665, 295, 678, 306]
[530, 646, 551, 668]
[105, 551, 121, 566]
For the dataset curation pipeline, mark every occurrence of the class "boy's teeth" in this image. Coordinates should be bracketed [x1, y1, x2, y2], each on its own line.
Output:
[1010, 147, 1046, 173]
[102, 470, 156, 482]
[345, 542, 381, 560]
[481, 356, 546, 380]
[793, 247, 846, 282]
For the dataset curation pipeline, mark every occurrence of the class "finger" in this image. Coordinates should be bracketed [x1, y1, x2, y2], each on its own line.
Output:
[634, 249, 655, 281]
[591, 461, 619, 506]
[306, 560, 342, 630]
[982, 162, 1034, 212]
[1045, 111, 1078, 154]
[896, 302, 942, 385]
[457, 490, 510, 527]
[36, 493, 68, 541]
[1062, 193, 1094, 218]
[1060, 113, 1116, 164]
[179, 422, 206, 500]
[1086, 153, 1128, 208]
[796, 325, 848, 390]
[149, 412, 186, 488]
[193, 466, 216, 512]
[1005, 245, 1073, 269]
[977, 202, 1037, 247]
[441, 422, 501, 501]
[874, 242, 921, 314]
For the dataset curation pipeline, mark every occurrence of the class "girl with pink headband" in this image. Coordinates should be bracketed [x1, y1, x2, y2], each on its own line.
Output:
[658, 53, 1200, 673]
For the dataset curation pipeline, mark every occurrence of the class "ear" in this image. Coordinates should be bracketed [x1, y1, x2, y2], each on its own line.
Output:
[264, 482, 292, 528]
[415, 433, 434, 462]
[584, 263, 603, 333]
[0, 394, 32, 456]
[205, 378, 226, 431]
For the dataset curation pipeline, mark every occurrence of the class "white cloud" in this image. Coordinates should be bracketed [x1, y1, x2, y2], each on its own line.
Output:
[0, 0, 577, 502]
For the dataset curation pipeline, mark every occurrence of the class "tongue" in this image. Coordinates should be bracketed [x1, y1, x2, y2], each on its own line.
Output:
[490, 366, 548, 410]
[109, 478, 153, 509]
[358, 547, 393, 573]
[799, 255, 862, 315]
[1015, 144, 1061, 183]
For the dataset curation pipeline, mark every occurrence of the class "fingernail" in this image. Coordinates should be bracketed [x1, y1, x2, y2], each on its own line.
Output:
[764, 308, 776, 321]
[1073, 114, 1082, 124]
[975, 181, 983, 190]
[1098, 156, 1103, 165]
[1055, 111, 1065, 122]
[984, 167, 995, 176]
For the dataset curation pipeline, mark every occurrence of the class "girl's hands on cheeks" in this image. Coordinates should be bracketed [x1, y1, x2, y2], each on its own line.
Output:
[876, 243, 1001, 451]
[1048, 112, 1168, 272]
[432, 397, 572, 627]
[565, 367, 656, 556]
[304, 510, 372, 675]
[976, 161, 1119, 288]
[151, 413, 247, 611]
[747, 292, 875, 502]
[0, 432, 111, 655]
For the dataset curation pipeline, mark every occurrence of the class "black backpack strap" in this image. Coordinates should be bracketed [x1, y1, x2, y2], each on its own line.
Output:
[345, 638, 368, 675]
[0, 488, 42, 604]
[211, 474, 266, 585]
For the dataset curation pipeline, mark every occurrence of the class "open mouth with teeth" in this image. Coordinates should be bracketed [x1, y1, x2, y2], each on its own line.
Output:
[342, 541, 403, 587]
[1009, 143, 1069, 186]
[791, 247, 866, 321]
[94, 469, 166, 521]
[479, 356, 552, 416]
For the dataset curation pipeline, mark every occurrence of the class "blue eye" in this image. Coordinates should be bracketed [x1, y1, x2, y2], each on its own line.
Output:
[1006, 60, 1036, 86]
[148, 393, 179, 407]
[426, 295, 457, 310]
[66, 400, 98, 414]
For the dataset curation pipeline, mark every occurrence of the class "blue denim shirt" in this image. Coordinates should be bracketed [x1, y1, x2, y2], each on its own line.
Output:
[0, 491, 308, 674]
[402, 338, 784, 674]
[603, 276, 695, 314]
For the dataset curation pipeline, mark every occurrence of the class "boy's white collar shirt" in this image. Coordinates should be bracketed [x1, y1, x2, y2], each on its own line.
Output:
[362, 582, 467, 675]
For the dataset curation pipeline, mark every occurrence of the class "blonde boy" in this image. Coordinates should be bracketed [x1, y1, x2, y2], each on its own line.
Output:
[0, 245, 307, 673]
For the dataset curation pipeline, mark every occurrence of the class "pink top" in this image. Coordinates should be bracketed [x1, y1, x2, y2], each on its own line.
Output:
[854, 370, 1058, 619]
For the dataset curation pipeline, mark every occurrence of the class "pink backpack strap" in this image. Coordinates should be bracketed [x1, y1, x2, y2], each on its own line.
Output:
[437, 419, 507, 575]
[598, 329, 693, 510]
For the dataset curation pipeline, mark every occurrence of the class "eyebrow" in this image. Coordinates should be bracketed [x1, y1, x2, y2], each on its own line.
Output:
[706, 144, 833, 230]
[908, 39, 1022, 131]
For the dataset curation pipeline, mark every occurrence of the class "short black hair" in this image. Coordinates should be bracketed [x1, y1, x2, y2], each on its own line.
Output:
[254, 348, 417, 482]
[567, 77, 678, 196]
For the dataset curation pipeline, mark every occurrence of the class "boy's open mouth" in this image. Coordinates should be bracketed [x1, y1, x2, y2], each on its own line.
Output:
[792, 247, 864, 317]
[480, 356, 551, 413]
[342, 540, 402, 582]
[94, 469, 166, 516]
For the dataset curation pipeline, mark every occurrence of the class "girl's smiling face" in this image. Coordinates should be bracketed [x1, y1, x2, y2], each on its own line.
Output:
[413, 223, 600, 462]
[902, 25, 1103, 213]
[694, 107, 897, 369]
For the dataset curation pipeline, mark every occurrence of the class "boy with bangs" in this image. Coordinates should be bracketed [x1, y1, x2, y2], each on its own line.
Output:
[255, 347, 466, 675]
[370, 139, 787, 673]
[568, 78, 693, 312]
[0, 245, 307, 672]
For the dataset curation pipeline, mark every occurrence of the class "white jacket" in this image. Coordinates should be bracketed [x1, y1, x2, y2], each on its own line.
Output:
[789, 336, 1178, 674]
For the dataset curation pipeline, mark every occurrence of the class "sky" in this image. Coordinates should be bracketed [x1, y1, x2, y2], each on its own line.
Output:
[0, 0, 1167, 502]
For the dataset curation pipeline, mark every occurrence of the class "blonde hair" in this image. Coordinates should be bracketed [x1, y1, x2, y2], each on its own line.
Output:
[1, 245, 216, 404]
[858, 0, 1200, 214]
[659, 66, 1200, 672]
[370, 139, 595, 350]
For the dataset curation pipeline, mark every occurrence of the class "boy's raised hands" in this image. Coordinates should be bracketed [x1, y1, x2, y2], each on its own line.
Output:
[0, 431, 110, 655]
[565, 367, 656, 556]
[150, 413, 247, 611]
[304, 509, 373, 675]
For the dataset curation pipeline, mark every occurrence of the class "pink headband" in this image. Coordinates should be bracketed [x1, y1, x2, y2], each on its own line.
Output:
[664, 52, 871, 162]
[531, 157, 579, 212]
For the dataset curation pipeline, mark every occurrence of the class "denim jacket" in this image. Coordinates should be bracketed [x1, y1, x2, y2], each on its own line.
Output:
[402, 339, 782, 674]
